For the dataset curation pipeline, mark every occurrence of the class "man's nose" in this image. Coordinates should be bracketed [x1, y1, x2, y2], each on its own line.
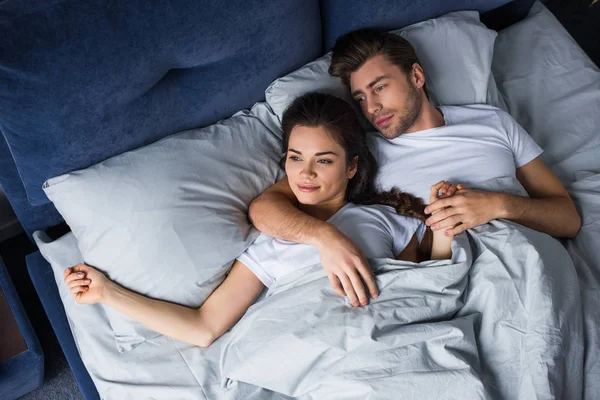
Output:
[367, 97, 382, 115]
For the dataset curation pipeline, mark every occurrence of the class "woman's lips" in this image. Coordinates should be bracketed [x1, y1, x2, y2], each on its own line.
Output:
[297, 184, 320, 192]
[375, 114, 393, 128]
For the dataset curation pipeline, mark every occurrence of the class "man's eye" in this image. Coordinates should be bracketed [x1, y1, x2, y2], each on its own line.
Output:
[355, 95, 365, 103]
[376, 85, 385, 92]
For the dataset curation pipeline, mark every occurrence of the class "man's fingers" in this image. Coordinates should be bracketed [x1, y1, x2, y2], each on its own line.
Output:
[424, 197, 455, 214]
[431, 215, 462, 232]
[356, 263, 379, 299]
[346, 270, 368, 306]
[328, 274, 346, 297]
[425, 207, 457, 226]
[446, 223, 468, 237]
[338, 275, 359, 307]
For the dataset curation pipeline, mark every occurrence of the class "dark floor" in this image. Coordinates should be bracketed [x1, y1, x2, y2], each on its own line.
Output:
[1, 1, 599, 399]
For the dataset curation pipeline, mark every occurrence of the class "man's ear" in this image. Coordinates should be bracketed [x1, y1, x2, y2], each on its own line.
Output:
[411, 63, 426, 89]
[348, 156, 359, 179]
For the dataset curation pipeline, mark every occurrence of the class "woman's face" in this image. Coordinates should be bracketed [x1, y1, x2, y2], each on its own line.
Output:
[285, 125, 357, 207]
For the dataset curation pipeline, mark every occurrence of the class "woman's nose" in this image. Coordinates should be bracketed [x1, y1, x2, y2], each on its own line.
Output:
[300, 167, 316, 179]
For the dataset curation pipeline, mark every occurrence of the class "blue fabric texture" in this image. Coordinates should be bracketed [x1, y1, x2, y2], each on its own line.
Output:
[320, 0, 513, 50]
[0, 257, 44, 399]
[0, 136, 63, 237]
[0, 0, 321, 206]
[26, 252, 100, 400]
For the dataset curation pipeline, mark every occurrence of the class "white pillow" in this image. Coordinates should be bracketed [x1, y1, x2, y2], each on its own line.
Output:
[43, 103, 284, 352]
[265, 10, 500, 124]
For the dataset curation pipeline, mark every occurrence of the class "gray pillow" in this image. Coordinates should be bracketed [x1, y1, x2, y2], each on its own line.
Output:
[265, 10, 501, 125]
[43, 103, 284, 352]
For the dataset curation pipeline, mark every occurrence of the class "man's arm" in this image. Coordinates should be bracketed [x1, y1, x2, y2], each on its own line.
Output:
[249, 178, 379, 306]
[423, 158, 581, 238]
[506, 157, 580, 237]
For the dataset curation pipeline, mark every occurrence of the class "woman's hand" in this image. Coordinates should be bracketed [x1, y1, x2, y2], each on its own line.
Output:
[63, 264, 112, 304]
[429, 180, 465, 204]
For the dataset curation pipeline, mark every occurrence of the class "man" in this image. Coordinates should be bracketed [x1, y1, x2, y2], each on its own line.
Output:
[249, 29, 581, 307]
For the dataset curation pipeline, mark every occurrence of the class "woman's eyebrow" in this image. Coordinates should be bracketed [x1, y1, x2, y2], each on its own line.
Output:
[288, 149, 338, 156]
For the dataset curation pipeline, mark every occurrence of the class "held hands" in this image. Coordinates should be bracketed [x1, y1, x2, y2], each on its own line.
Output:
[425, 181, 504, 237]
[63, 264, 111, 304]
[316, 227, 379, 308]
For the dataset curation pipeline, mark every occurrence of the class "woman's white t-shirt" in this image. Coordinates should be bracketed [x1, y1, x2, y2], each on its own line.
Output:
[237, 203, 425, 288]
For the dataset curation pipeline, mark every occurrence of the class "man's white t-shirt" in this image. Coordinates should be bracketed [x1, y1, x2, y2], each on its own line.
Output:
[367, 105, 543, 203]
[238, 203, 425, 288]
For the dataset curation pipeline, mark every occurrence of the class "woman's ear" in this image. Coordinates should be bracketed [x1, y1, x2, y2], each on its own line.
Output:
[348, 156, 359, 179]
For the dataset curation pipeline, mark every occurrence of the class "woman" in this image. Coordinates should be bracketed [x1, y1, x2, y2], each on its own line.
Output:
[64, 92, 461, 348]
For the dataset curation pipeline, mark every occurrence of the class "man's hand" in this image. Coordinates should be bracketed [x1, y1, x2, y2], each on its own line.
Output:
[424, 187, 504, 237]
[315, 226, 379, 307]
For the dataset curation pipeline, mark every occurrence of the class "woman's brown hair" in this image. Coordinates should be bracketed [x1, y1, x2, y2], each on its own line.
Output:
[281, 92, 427, 222]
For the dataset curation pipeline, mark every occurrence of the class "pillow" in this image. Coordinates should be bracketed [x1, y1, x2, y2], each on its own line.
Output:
[265, 10, 500, 125]
[43, 102, 284, 353]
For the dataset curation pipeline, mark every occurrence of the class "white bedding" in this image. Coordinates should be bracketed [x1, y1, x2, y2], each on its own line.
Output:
[34, 2, 600, 399]
[492, 3, 600, 399]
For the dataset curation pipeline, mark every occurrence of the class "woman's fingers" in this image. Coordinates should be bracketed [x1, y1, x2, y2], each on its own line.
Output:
[67, 278, 91, 289]
[430, 181, 445, 203]
[64, 272, 86, 284]
[70, 285, 89, 294]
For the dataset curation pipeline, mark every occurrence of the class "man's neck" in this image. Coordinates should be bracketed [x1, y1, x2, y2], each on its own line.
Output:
[404, 100, 446, 135]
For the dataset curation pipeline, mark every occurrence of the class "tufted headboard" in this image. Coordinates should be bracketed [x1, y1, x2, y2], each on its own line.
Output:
[0, 0, 528, 238]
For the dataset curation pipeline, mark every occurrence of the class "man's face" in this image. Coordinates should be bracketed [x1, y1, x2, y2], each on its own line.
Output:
[350, 54, 422, 139]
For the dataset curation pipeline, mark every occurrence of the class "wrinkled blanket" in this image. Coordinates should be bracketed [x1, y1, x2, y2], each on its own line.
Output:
[220, 219, 583, 400]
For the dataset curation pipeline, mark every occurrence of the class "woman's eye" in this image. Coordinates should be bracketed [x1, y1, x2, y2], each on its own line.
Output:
[288, 156, 301, 161]
[318, 159, 332, 164]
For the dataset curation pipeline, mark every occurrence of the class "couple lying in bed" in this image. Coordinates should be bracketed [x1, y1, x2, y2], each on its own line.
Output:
[63, 29, 581, 348]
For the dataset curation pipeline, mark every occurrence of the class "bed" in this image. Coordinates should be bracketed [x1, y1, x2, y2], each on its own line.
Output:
[0, 0, 598, 399]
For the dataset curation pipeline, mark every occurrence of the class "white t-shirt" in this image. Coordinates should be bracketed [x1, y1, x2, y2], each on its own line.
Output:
[367, 105, 543, 203]
[238, 203, 425, 288]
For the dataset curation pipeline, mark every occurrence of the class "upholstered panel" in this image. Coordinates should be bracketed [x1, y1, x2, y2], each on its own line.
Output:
[0, 0, 321, 205]
[320, 0, 513, 50]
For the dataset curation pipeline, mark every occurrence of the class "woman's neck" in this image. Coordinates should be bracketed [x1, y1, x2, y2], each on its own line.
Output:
[299, 198, 347, 222]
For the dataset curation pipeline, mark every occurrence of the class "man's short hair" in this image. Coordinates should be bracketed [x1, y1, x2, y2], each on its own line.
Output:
[329, 29, 422, 87]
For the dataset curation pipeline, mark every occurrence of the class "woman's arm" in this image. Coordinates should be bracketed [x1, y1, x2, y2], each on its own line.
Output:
[64, 260, 264, 347]
[427, 181, 457, 260]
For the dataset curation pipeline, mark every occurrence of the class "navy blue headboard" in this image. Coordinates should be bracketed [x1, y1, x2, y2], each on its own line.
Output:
[0, 0, 531, 238]
[320, 0, 520, 50]
[0, 0, 322, 206]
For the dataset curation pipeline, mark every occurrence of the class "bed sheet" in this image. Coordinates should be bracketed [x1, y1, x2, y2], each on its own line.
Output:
[492, 2, 600, 398]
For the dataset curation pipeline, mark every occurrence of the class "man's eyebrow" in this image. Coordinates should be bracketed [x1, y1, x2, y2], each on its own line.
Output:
[351, 75, 390, 98]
